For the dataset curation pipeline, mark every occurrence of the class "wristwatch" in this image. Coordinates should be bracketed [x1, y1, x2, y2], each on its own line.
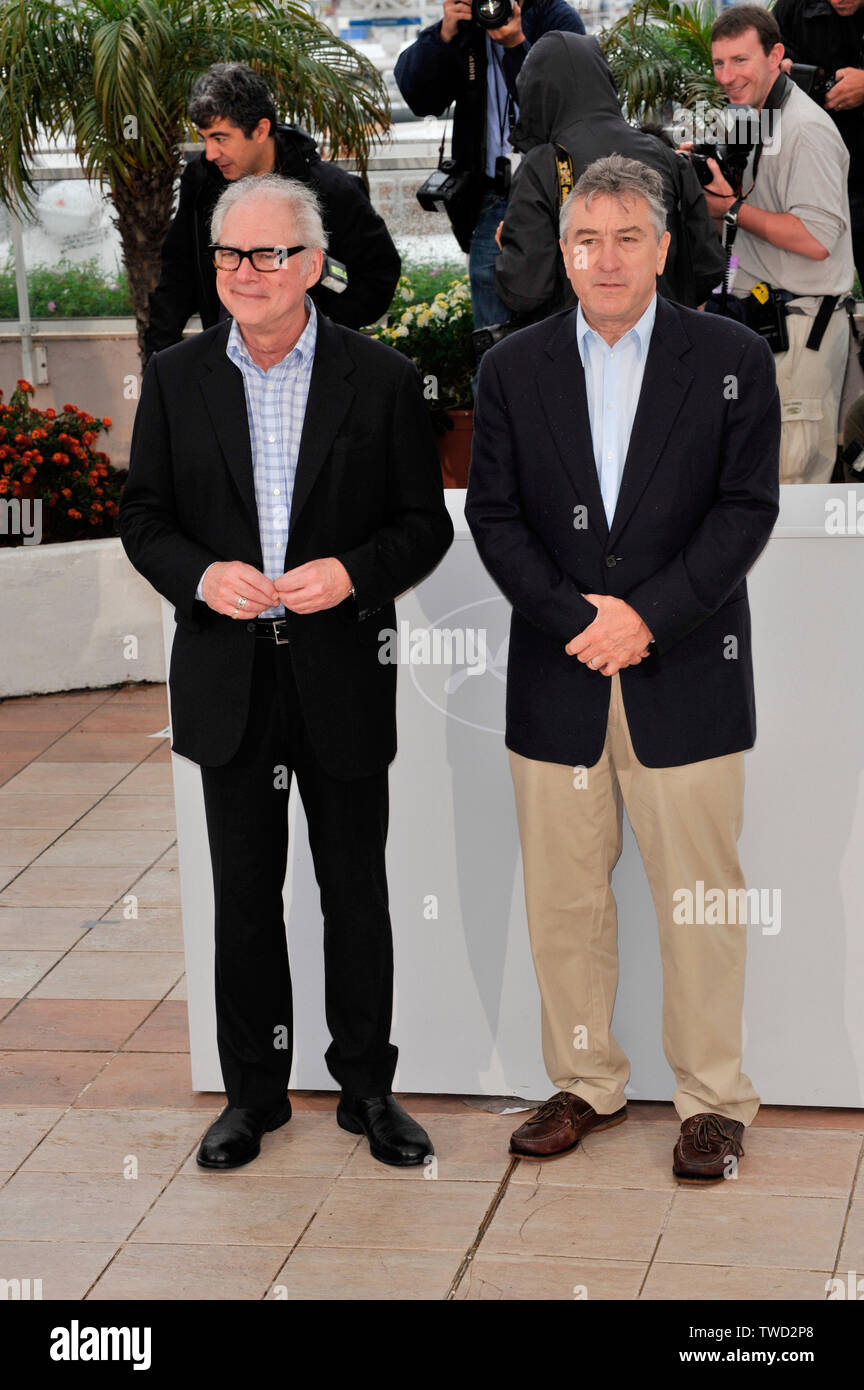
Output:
[724, 196, 743, 230]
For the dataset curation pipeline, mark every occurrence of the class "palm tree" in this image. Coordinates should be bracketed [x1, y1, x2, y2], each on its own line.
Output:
[0, 0, 390, 362]
[600, 0, 721, 121]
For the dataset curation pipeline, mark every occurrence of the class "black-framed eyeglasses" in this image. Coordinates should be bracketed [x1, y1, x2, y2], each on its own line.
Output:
[209, 245, 307, 272]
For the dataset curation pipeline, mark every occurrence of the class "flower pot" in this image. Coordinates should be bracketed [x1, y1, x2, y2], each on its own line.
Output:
[437, 408, 473, 488]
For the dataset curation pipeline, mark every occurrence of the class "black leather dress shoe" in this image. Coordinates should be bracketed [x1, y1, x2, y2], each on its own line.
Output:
[337, 1093, 433, 1167]
[196, 1099, 293, 1170]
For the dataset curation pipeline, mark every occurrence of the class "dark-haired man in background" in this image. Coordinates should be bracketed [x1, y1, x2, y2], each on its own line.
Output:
[144, 62, 401, 360]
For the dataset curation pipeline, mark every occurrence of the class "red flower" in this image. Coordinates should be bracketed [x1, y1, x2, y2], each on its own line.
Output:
[67, 508, 81, 519]
[31, 427, 47, 439]
[62, 404, 78, 414]
[16, 378, 34, 393]
[102, 416, 112, 429]
[51, 453, 68, 464]
[45, 408, 56, 419]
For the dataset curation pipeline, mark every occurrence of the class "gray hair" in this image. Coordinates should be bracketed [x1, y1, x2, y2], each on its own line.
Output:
[210, 174, 328, 258]
[559, 154, 668, 243]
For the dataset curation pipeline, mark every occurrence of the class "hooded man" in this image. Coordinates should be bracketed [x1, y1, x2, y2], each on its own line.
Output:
[494, 32, 725, 323]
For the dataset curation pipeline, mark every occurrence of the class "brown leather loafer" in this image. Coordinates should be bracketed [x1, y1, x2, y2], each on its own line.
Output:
[509, 1091, 627, 1160]
[673, 1112, 745, 1184]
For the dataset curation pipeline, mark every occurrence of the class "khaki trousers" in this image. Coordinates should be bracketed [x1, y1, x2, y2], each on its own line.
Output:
[509, 672, 760, 1126]
[775, 308, 849, 484]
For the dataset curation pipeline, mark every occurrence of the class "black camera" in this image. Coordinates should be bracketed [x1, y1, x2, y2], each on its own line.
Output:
[472, 0, 513, 26]
[690, 105, 758, 195]
[787, 63, 837, 107]
[416, 159, 475, 212]
[471, 320, 515, 361]
[690, 139, 754, 197]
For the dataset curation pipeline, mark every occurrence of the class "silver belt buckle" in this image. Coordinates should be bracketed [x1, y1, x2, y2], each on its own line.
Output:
[272, 618, 290, 645]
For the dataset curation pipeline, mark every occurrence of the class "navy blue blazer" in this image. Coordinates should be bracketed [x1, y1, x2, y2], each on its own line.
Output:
[465, 296, 781, 768]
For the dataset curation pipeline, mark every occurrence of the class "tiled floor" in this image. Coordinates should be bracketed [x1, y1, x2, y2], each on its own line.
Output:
[0, 683, 862, 1301]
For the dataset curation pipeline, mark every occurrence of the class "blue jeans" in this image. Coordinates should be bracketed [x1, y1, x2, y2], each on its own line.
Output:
[469, 192, 510, 331]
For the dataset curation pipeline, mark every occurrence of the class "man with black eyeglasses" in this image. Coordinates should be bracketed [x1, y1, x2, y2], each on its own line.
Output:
[144, 62, 401, 362]
[121, 175, 453, 1171]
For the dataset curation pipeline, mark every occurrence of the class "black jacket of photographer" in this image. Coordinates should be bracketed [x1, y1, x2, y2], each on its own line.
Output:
[494, 33, 726, 322]
[773, 0, 864, 188]
[394, 0, 585, 249]
[144, 124, 401, 361]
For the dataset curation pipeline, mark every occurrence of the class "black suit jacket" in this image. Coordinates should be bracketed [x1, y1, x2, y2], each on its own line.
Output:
[120, 314, 453, 778]
[464, 297, 781, 769]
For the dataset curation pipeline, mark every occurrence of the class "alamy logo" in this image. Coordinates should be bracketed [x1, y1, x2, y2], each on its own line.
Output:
[378, 620, 488, 676]
[0, 497, 42, 544]
[0, 1277, 42, 1299]
[672, 881, 781, 935]
[49, 1321, 151, 1370]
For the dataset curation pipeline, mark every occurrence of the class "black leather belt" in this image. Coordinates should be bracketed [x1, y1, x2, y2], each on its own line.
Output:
[248, 618, 290, 644]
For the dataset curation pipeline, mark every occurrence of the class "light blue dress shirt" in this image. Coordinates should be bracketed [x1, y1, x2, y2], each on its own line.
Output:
[575, 294, 657, 528]
[485, 35, 518, 178]
[196, 298, 318, 618]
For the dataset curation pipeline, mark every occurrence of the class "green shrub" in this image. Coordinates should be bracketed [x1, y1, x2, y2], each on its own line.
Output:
[0, 258, 133, 318]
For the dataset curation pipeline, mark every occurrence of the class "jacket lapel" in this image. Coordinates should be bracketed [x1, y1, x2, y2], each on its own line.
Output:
[536, 310, 609, 544]
[288, 314, 355, 534]
[197, 323, 260, 544]
[607, 298, 694, 547]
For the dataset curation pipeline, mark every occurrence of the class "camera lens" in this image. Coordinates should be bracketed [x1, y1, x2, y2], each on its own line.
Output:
[472, 0, 513, 27]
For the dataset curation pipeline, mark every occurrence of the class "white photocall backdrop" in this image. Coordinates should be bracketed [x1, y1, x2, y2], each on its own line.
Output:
[161, 487, 864, 1105]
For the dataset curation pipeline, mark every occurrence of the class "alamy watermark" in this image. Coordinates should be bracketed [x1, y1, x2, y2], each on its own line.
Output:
[0, 497, 42, 544]
[672, 881, 781, 935]
[377, 621, 488, 676]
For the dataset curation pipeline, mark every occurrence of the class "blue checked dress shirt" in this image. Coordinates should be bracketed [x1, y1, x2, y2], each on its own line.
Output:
[196, 298, 318, 618]
[575, 295, 657, 528]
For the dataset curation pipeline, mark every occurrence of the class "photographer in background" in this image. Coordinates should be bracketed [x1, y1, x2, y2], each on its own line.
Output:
[773, 0, 864, 285]
[701, 6, 853, 483]
[494, 33, 725, 326]
[394, 0, 585, 329]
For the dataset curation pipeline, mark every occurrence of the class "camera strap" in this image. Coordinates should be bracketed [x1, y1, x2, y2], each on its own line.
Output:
[805, 294, 839, 351]
[490, 43, 517, 148]
[436, 105, 453, 171]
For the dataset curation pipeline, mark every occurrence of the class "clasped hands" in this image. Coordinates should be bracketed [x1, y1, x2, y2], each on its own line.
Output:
[566, 594, 653, 676]
[202, 558, 353, 618]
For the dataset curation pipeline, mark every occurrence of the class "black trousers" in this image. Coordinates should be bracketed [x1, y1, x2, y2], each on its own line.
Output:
[199, 636, 397, 1107]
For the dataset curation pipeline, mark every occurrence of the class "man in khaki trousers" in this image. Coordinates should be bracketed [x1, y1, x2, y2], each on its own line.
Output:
[465, 154, 780, 1182]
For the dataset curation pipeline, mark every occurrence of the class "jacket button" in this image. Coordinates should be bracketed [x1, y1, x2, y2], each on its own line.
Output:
[246, 623, 256, 632]
[605, 555, 618, 568]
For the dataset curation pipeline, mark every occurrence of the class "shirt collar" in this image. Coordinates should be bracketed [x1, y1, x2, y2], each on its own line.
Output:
[226, 295, 318, 372]
[576, 293, 658, 358]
